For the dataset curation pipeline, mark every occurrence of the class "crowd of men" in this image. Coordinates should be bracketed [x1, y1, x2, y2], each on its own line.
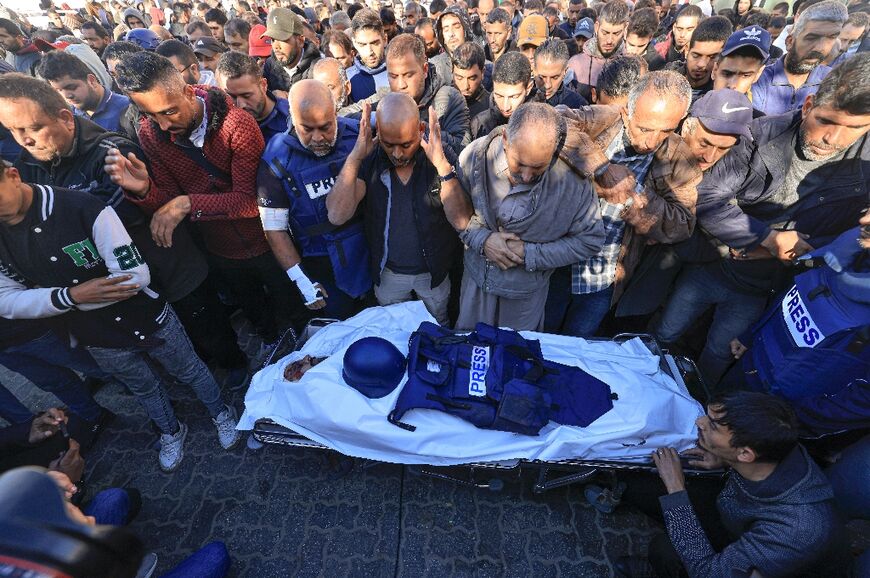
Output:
[0, 0, 868, 575]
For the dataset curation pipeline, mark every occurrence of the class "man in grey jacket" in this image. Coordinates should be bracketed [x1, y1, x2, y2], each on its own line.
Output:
[456, 103, 605, 331]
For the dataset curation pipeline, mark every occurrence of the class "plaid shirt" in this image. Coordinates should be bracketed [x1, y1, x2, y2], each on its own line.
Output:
[573, 129, 654, 294]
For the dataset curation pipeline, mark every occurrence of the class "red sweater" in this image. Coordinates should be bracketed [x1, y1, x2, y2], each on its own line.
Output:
[129, 86, 270, 260]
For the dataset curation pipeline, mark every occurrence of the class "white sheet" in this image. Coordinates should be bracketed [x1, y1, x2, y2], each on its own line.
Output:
[240, 302, 704, 465]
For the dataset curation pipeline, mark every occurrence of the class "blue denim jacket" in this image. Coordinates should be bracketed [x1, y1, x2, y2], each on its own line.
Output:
[74, 89, 131, 134]
[751, 57, 831, 116]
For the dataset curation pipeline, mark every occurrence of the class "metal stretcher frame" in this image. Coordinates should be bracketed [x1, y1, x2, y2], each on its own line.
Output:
[251, 318, 722, 493]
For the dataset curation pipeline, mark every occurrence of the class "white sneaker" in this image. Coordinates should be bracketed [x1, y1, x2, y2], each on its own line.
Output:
[213, 405, 241, 450]
[159, 422, 188, 472]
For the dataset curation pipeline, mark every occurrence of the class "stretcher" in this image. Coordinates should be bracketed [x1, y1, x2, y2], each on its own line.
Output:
[242, 303, 720, 492]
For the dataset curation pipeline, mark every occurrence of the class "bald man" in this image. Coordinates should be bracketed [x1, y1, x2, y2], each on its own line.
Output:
[257, 80, 372, 319]
[455, 103, 605, 331]
[328, 94, 473, 325]
[311, 57, 353, 113]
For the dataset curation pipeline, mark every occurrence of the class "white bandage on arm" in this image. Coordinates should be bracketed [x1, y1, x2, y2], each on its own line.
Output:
[286, 264, 322, 305]
[258, 207, 290, 231]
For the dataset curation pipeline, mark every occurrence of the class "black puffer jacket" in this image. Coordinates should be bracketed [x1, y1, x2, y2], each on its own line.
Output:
[416, 67, 471, 157]
[262, 41, 322, 93]
[471, 87, 541, 140]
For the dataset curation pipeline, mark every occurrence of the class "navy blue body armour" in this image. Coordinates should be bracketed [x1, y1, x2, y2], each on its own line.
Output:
[389, 322, 617, 436]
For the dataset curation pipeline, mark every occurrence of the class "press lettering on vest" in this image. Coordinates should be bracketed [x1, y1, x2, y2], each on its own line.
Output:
[468, 346, 489, 397]
[781, 285, 825, 348]
[62, 239, 102, 268]
[305, 176, 338, 200]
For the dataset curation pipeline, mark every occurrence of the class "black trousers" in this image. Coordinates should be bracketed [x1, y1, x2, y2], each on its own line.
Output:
[172, 276, 248, 370]
[209, 251, 309, 343]
[618, 471, 731, 577]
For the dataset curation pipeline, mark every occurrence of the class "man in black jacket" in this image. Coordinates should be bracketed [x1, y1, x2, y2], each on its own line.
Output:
[472, 51, 538, 139]
[327, 94, 472, 326]
[0, 74, 249, 387]
[260, 7, 322, 96]
[0, 169, 240, 473]
[533, 38, 587, 108]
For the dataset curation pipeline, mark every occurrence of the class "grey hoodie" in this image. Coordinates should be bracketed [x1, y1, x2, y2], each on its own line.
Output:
[122, 7, 151, 28]
[64, 44, 112, 92]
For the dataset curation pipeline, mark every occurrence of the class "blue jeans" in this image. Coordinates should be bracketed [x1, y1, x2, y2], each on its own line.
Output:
[544, 266, 614, 338]
[655, 263, 768, 385]
[87, 308, 226, 434]
[84, 487, 131, 526]
[160, 541, 231, 578]
[0, 330, 108, 424]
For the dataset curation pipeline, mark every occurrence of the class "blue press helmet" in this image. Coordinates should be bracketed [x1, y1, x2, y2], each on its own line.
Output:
[342, 337, 407, 398]
[125, 28, 161, 51]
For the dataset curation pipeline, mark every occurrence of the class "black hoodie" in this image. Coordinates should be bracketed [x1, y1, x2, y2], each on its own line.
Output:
[263, 40, 322, 93]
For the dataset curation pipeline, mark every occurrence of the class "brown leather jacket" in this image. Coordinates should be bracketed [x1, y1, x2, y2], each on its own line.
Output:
[558, 104, 702, 302]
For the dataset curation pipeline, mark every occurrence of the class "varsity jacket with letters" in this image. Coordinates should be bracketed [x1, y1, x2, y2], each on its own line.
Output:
[0, 185, 169, 348]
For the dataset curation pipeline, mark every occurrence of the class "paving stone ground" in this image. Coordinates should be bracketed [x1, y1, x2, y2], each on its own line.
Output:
[2, 322, 867, 577]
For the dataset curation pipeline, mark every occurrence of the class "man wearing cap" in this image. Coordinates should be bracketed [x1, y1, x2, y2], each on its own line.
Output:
[156, 39, 218, 87]
[261, 7, 322, 95]
[572, 17, 594, 54]
[215, 51, 289, 143]
[192, 36, 228, 73]
[665, 16, 733, 104]
[545, 71, 700, 338]
[0, 19, 40, 76]
[752, 0, 847, 116]
[710, 27, 769, 117]
[566, 0, 628, 100]
[248, 23, 273, 67]
[655, 54, 870, 385]
[516, 14, 549, 71]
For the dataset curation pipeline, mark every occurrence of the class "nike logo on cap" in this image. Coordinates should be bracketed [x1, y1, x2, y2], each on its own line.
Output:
[722, 103, 750, 114]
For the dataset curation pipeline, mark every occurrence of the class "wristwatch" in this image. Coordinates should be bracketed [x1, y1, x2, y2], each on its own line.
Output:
[438, 166, 457, 182]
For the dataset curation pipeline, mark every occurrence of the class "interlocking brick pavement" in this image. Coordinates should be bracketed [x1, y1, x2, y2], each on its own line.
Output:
[1, 320, 866, 577]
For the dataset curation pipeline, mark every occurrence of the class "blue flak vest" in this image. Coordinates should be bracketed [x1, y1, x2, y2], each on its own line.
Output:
[743, 260, 870, 403]
[262, 117, 372, 298]
[389, 322, 617, 436]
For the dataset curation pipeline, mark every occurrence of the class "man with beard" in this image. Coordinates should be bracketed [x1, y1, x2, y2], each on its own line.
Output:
[0, 19, 40, 76]
[752, 0, 847, 116]
[327, 93, 472, 325]
[431, 6, 475, 86]
[484, 8, 516, 63]
[666, 16, 733, 104]
[655, 53, 870, 385]
[348, 9, 389, 101]
[322, 29, 356, 70]
[111, 51, 307, 345]
[215, 51, 289, 143]
[452, 41, 490, 118]
[653, 4, 702, 65]
[456, 102, 605, 331]
[156, 40, 218, 87]
[566, 0, 628, 100]
[260, 7, 322, 95]
[258, 80, 371, 319]
[559, 0, 586, 37]
[385, 33, 470, 158]
[80, 22, 112, 60]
